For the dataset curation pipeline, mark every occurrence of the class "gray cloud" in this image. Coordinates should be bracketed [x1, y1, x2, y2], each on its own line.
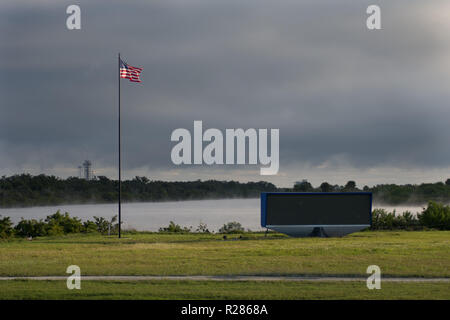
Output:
[1, 0, 450, 186]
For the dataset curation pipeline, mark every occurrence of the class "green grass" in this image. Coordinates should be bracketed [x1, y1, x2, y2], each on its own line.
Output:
[0, 280, 448, 300]
[0, 231, 449, 278]
[1, 231, 449, 299]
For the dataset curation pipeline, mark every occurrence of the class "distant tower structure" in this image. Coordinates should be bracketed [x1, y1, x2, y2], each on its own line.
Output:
[78, 166, 83, 179]
[82, 160, 93, 180]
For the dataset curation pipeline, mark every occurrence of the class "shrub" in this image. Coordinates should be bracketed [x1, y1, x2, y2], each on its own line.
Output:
[219, 221, 245, 234]
[371, 209, 420, 230]
[45, 223, 64, 236]
[93, 216, 110, 234]
[0, 216, 13, 239]
[14, 218, 47, 237]
[418, 201, 450, 230]
[195, 222, 210, 233]
[371, 209, 395, 230]
[45, 210, 83, 234]
[82, 220, 98, 233]
[159, 221, 191, 233]
[93, 215, 119, 235]
[395, 211, 420, 229]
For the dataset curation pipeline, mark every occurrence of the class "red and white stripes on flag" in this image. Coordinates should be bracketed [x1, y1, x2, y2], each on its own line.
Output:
[119, 58, 143, 83]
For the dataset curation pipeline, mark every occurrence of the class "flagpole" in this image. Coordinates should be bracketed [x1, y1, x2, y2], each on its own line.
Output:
[118, 53, 122, 239]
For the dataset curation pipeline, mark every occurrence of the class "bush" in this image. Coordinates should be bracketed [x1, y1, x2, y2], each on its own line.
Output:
[371, 209, 395, 230]
[195, 222, 210, 233]
[45, 223, 64, 236]
[14, 218, 47, 237]
[418, 201, 450, 230]
[93, 215, 118, 235]
[45, 210, 83, 234]
[371, 209, 420, 230]
[0, 216, 13, 239]
[158, 221, 191, 233]
[395, 211, 420, 229]
[219, 221, 245, 234]
[82, 220, 98, 233]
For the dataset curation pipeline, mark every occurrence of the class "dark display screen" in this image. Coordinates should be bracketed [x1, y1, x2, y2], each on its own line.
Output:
[265, 193, 371, 225]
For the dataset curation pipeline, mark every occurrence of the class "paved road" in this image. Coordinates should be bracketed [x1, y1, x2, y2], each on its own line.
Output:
[0, 275, 448, 282]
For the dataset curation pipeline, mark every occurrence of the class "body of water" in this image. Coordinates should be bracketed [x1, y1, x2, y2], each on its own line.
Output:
[0, 199, 426, 232]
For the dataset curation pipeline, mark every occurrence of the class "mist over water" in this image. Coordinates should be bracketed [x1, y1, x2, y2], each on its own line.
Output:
[0, 199, 428, 232]
[372, 204, 427, 215]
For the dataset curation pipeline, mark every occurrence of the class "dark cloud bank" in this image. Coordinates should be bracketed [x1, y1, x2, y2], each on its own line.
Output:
[1, 0, 449, 186]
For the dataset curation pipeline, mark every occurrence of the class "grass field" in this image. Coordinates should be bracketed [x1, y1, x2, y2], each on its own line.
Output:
[1, 280, 449, 300]
[0, 231, 449, 299]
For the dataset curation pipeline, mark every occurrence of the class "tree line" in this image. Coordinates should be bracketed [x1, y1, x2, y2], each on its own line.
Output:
[0, 174, 277, 208]
[293, 179, 450, 204]
[0, 174, 450, 208]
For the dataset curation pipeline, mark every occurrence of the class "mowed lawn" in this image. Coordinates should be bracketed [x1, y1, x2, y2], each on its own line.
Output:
[0, 231, 449, 278]
[1, 280, 449, 300]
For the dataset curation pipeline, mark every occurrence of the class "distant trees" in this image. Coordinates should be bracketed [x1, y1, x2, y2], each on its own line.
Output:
[290, 180, 450, 204]
[293, 180, 313, 192]
[1, 174, 450, 207]
[370, 183, 449, 204]
[0, 174, 277, 208]
[344, 180, 357, 191]
[319, 182, 332, 192]
[295, 179, 359, 193]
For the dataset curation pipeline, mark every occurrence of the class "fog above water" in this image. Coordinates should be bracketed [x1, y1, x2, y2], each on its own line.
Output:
[0, 199, 428, 232]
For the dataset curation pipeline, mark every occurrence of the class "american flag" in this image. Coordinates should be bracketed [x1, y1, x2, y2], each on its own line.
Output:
[119, 58, 143, 83]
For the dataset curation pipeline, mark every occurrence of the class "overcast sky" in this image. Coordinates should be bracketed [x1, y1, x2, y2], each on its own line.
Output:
[1, 0, 450, 187]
